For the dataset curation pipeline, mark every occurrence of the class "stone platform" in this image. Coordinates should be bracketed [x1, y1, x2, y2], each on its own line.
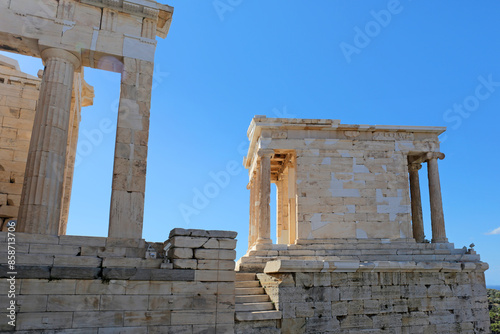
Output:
[234, 238, 490, 333]
[236, 238, 482, 273]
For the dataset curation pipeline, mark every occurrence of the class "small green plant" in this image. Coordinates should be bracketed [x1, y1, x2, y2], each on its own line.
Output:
[488, 289, 500, 333]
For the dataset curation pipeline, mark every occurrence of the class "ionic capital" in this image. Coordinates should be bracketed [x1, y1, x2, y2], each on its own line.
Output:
[408, 163, 422, 172]
[424, 152, 445, 162]
[257, 149, 274, 158]
[41, 48, 81, 69]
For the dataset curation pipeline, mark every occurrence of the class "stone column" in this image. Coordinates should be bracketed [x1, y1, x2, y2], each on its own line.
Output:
[279, 171, 290, 244]
[59, 75, 94, 235]
[18, 48, 80, 235]
[287, 155, 297, 244]
[257, 149, 273, 244]
[59, 85, 79, 235]
[408, 162, 424, 243]
[276, 178, 283, 243]
[247, 179, 255, 249]
[252, 170, 260, 247]
[108, 58, 154, 239]
[426, 152, 448, 243]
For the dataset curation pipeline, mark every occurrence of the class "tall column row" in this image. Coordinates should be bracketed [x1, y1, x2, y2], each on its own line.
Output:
[408, 152, 447, 243]
[247, 150, 299, 250]
[17, 51, 154, 240]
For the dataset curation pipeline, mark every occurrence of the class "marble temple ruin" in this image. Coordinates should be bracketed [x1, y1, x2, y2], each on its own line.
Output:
[0, 0, 491, 333]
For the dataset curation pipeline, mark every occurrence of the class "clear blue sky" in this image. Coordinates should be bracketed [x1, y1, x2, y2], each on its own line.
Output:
[2, 0, 499, 285]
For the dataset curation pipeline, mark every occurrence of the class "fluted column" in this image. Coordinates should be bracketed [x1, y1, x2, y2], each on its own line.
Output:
[426, 152, 447, 243]
[59, 85, 79, 235]
[18, 48, 80, 235]
[59, 75, 94, 235]
[257, 149, 273, 244]
[408, 162, 424, 243]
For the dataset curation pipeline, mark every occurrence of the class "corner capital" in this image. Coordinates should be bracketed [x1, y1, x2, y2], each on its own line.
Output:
[425, 152, 445, 161]
[408, 163, 422, 171]
[257, 149, 274, 158]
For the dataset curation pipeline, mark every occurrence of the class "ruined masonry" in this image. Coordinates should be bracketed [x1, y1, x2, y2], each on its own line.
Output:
[0, 0, 491, 333]
[0, 54, 94, 233]
[0, 0, 173, 239]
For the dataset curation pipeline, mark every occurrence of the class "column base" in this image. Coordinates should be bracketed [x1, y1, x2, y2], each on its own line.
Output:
[256, 238, 272, 245]
[431, 238, 449, 243]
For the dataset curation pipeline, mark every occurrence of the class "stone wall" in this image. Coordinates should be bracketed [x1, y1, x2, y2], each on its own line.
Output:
[0, 228, 237, 333]
[293, 136, 415, 240]
[258, 270, 490, 334]
[0, 58, 40, 229]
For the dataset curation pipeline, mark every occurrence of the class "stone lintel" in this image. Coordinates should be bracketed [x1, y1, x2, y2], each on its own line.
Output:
[80, 0, 173, 37]
[0, 1, 173, 69]
[245, 117, 445, 169]
[0, 54, 21, 70]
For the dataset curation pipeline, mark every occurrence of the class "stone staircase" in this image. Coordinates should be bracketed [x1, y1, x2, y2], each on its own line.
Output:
[235, 272, 281, 321]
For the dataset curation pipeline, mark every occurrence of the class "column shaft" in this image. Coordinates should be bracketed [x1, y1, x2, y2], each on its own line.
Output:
[280, 170, 289, 244]
[108, 58, 154, 239]
[252, 171, 260, 246]
[59, 91, 79, 235]
[18, 48, 79, 235]
[287, 159, 297, 244]
[276, 179, 283, 243]
[427, 156, 447, 243]
[257, 152, 272, 244]
[408, 163, 424, 243]
[248, 180, 255, 249]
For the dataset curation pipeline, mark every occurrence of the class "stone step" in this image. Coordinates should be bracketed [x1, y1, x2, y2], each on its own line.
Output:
[236, 287, 265, 295]
[236, 261, 267, 273]
[236, 294, 270, 303]
[238, 253, 477, 263]
[236, 280, 260, 288]
[236, 302, 274, 312]
[235, 272, 256, 281]
[246, 249, 458, 257]
[235, 310, 282, 321]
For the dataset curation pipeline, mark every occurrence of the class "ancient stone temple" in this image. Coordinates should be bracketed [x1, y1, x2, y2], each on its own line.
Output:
[0, 0, 174, 239]
[234, 116, 490, 333]
[0, 0, 491, 333]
